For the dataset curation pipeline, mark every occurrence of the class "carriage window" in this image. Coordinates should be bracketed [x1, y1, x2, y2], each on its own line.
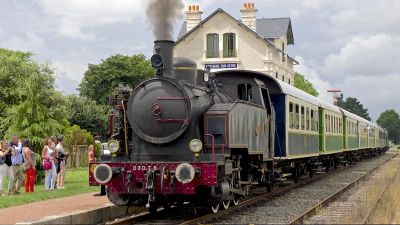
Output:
[238, 83, 252, 101]
[334, 117, 336, 133]
[295, 104, 299, 129]
[306, 107, 310, 131]
[301, 106, 305, 130]
[325, 114, 328, 132]
[310, 110, 314, 131]
[315, 111, 319, 132]
[289, 102, 294, 129]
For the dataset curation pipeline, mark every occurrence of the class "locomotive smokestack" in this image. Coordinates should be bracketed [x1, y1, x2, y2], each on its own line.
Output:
[146, 0, 183, 77]
[153, 40, 174, 76]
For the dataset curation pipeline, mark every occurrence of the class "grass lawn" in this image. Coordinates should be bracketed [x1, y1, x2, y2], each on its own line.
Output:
[0, 167, 98, 208]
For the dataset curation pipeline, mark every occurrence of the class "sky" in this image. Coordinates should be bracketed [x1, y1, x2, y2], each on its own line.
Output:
[0, 0, 399, 120]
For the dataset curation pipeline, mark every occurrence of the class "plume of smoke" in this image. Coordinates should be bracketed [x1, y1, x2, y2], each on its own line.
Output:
[146, 0, 184, 40]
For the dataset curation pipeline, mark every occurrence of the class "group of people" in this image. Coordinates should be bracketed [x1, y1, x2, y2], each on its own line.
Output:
[0, 134, 68, 195]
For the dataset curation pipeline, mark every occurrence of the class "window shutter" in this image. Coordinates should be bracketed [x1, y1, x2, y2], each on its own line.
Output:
[207, 34, 212, 58]
[232, 34, 236, 56]
[223, 33, 228, 57]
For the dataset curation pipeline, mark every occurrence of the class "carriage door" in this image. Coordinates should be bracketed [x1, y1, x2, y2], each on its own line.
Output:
[261, 87, 274, 158]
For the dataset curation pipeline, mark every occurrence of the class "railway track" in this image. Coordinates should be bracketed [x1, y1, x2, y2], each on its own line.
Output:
[105, 151, 396, 225]
[361, 162, 400, 224]
[289, 152, 399, 224]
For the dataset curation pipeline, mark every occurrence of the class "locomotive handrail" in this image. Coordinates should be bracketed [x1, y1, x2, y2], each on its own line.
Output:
[205, 134, 215, 161]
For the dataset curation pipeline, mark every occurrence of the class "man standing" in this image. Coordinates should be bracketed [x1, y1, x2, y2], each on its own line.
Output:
[9, 134, 24, 194]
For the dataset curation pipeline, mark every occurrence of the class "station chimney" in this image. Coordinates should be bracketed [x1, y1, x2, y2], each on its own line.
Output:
[186, 5, 202, 32]
[240, 3, 257, 31]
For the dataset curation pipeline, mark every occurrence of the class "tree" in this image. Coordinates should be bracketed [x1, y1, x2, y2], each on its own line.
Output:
[293, 72, 319, 97]
[377, 109, 400, 144]
[0, 49, 34, 118]
[66, 95, 111, 138]
[335, 94, 371, 121]
[78, 54, 154, 104]
[2, 63, 67, 153]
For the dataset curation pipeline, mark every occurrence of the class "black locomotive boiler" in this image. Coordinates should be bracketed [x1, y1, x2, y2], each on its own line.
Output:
[89, 39, 388, 213]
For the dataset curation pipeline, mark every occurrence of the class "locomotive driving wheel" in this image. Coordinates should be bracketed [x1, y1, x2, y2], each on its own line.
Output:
[232, 194, 240, 206]
[209, 198, 220, 213]
[222, 199, 230, 209]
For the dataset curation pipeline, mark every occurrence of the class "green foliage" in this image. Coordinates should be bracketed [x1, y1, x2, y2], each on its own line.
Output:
[66, 95, 111, 138]
[78, 54, 154, 104]
[64, 125, 94, 148]
[2, 63, 66, 153]
[0, 49, 34, 119]
[377, 109, 400, 144]
[293, 72, 319, 97]
[336, 94, 371, 121]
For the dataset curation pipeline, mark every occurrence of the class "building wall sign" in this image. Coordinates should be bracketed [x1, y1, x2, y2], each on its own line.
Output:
[205, 63, 238, 69]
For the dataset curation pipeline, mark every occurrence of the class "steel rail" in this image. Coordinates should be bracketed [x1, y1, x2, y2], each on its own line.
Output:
[288, 152, 398, 224]
[106, 152, 394, 225]
[361, 157, 400, 224]
[180, 156, 373, 225]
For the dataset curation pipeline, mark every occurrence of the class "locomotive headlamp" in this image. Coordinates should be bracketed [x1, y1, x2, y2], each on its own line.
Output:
[108, 140, 120, 154]
[189, 139, 203, 153]
[151, 53, 164, 69]
[93, 163, 113, 184]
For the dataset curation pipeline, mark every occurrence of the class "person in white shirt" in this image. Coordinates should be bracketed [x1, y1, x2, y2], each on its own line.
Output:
[56, 135, 67, 189]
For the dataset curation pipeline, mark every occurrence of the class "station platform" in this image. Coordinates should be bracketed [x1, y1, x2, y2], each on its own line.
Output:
[0, 192, 118, 224]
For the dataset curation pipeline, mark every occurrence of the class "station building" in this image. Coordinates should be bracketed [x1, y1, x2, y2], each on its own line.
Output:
[174, 3, 298, 85]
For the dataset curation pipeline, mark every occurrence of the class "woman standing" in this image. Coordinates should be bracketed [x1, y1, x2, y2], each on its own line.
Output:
[88, 145, 96, 163]
[0, 141, 14, 196]
[22, 139, 36, 192]
[41, 138, 57, 191]
[56, 136, 67, 189]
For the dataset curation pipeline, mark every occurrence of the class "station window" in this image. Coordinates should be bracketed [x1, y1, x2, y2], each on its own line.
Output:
[301, 106, 305, 130]
[206, 33, 219, 58]
[295, 104, 299, 129]
[223, 33, 236, 57]
[306, 107, 310, 131]
[289, 102, 294, 129]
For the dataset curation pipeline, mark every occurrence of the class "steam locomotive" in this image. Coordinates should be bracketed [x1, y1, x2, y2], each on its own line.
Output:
[89, 40, 389, 213]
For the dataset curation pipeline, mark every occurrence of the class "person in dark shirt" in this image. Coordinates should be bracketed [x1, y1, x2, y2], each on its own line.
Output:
[0, 140, 14, 196]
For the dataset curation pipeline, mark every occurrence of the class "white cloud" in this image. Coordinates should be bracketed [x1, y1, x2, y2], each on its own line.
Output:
[328, 1, 400, 37]
[336, 74, 400, 120]
[322, 33, 400, 81]
[52, 60, 88, 82]
[1, 32, 46, 53]
[38, 0, 146, 39]
[295, 56, 333, 102]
